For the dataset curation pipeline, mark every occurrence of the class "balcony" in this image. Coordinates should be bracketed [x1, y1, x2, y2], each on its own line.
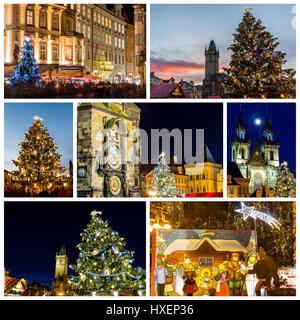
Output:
[62, 31, 84, 38]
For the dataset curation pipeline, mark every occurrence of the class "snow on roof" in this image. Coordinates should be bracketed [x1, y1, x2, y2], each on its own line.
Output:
[163, 237, 248, 255]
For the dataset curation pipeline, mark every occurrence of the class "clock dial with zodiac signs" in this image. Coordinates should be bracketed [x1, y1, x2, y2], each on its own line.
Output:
[108, 175, 122, 196]
[107, 146, 121, 170]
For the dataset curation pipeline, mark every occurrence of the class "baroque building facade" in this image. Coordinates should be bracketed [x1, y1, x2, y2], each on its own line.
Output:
[4, 4, 84, 79]
[231, 109, 280, 195]
[75, 4, 126, 81]
[77, 103, 141, 197]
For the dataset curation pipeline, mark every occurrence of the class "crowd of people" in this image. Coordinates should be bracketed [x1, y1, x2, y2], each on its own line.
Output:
[4, 80, 146, 99]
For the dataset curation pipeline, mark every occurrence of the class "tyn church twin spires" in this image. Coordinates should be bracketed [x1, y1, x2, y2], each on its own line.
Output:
[231, 108, 280, 196]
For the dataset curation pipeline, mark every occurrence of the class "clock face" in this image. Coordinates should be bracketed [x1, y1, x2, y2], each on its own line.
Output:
[78, 167, 86, 177]
[107, 146, 121, 170]
[108, 175, 122, 196]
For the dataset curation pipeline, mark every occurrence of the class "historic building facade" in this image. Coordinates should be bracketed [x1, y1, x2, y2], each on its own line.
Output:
[231, 110, 280, 195]
[133, 4, 146, 85]
[125, 22, 135, 82]
[75, 4, 126, 81]
[143, 146, 222, 197]
[77, 103, 141, 197]
[4, 4, 84, 79]
[184, 145, 223, 195]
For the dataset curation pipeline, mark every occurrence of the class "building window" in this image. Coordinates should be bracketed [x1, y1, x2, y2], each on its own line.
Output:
[115, 22, 117, 31]
[114, 37, 117, 47]
[82, 24, 86, 37]
[229, 188, 234, 195]
[40, 43, 47, 60]
[105, 17, 108, 27]
[52, 44, 59, 61]
[109, 19, 111, 29]
[82, 5, 86, 17]
[76, 4, 80, 13]
[122, 39, 124, 49]
[66, 46, 72, 61]
[122, 25, 124, 34]
[118, 38, 121, 48]
[39, 9, 47, 28]
[270, 151, 274, 161]
[93, 11, 97, 23]
[115, 54, 117, 64]
[102, 15, 104, 26]
[108, 35, 111, 46]
[118, 23, 121, 33]
[119, 55, 121, 64]
[52, 12, 59, 30]
[26, 6, 34, 26]
[122, 55, 124, 65]
[87, 26, 91, 38]
[87, 8, 91, 20]
[97, 14, 100, 24]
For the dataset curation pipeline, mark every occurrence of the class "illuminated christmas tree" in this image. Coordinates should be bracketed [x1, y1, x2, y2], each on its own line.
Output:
[151, 152, 178, 197]
[70, 210, 145, 296]
[10, 37, 41, 85]
[273, 162, 296, 198]
[12, 116, 66, 195]
[223, 8, 296, 98]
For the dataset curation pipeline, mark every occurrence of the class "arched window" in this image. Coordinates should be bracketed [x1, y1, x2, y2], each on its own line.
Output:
[26, 5, 34, 25]
[39, 8, 47, 28]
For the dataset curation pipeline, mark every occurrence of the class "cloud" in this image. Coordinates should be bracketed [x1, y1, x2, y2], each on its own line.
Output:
[150, 57, 205, 82]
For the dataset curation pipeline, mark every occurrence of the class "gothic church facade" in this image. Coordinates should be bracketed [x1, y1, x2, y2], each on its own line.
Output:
[231, 110, 280, 196]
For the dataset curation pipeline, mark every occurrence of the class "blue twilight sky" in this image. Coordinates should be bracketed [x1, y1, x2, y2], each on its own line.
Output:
[4, 103, 73, 173]
[151, 4, 296, 84]
[227, 103, 296, 176]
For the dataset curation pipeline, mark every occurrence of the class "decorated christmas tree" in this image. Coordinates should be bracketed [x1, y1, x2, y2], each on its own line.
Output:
[151, 152, 178, 197]
[223, 8, 295, 98]
[10, 37, 41, 85]
[70, 210, 145, 296]
[12, 116, 66, 195]
[273, 162, 296, 198]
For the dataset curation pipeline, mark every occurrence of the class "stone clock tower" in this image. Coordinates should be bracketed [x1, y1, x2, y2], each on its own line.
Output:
[77, 103, 141, 197]
[55, 245, 68, 279]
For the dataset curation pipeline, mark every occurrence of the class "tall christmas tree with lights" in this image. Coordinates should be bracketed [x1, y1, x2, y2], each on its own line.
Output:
[151, 152, 178, 197]
[70, 210, 145, 296]
[223, 8, 295, 98]
[12, 116, 66, 195]
[10, 37, 41, 85]
[273, 162, 296, 198]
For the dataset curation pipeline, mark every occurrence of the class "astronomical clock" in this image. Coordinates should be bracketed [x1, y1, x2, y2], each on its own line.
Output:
[77, 103, 141, 197]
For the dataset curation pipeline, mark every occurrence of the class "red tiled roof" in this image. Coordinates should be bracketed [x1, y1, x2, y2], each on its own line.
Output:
[150, 83, 181, 98]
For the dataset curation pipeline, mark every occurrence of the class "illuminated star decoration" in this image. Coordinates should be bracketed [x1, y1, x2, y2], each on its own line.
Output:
[235, 202, 281, 229]
[243, 7, 254, 14]
[33, 115, 43, 122]
[281, 161, 288, 168]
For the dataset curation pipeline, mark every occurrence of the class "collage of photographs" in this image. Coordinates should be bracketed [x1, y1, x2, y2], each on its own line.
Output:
[1, 1, 298, 303]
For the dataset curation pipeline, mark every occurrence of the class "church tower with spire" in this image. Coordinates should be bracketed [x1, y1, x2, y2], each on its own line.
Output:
[230, 106, 281, 196]
[231, 107, 251, 178]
